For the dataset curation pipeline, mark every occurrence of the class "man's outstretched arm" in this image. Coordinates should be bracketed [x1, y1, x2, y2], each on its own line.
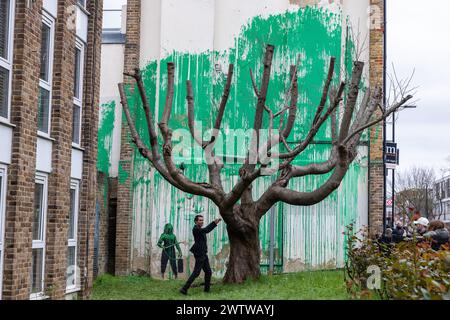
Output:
[200, 218, 222, 234]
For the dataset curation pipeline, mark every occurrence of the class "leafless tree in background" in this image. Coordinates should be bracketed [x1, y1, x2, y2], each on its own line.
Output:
[393, 166, 436, 221]
[118, 44, 413, 283]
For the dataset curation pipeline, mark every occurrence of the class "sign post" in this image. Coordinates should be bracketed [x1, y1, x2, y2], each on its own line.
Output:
[385, 142, 399, 227]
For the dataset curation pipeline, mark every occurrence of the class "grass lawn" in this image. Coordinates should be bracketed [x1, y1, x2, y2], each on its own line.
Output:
[91, 270, 351, 300]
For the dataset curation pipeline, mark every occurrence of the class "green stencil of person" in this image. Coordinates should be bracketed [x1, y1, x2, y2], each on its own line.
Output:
[157, 223, 182, 279]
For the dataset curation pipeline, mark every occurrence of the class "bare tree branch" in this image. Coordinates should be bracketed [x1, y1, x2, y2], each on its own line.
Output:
[338, 61, 364, 142]
[312, 57, 336, 126]
[157, 63, 223, 203]
[275, 82, 345, 160]
[343, 93, 413, 145]
[123, 68, 161, 161]
[281, 65, 298, 139]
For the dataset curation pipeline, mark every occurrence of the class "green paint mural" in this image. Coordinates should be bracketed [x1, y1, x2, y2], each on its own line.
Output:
[98, 100, 116, 174]
[97, 6, 370, 275]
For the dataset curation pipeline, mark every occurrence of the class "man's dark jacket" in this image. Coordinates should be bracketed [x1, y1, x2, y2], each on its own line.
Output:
[189, 222, 217, 257]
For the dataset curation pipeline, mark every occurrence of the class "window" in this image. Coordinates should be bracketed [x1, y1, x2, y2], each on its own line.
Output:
[0, 165, 7, 300]
[37, 13, 55, 135]
[72, 39, 84, 145]
[30, 174, 48, 299]
[67, 180, 80, 292]
[0, 0, 14, 120]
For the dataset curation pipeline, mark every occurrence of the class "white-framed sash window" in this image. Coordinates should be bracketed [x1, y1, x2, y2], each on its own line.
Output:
[30, 173, 48, 300]
[72, 38, 84, 146]
[37, 11, 55, 136]
[66, 179, 80, 292]
[0, 0, 15, 121]
[0, 164, 7, 300]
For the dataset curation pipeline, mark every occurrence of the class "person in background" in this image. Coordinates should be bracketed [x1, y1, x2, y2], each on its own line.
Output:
[424, 220, 450, 251]
[392, 221, 406, 243]
[414, 217, 430, 236]
[378, 228, 394, 256]
[157, 223, 182, 279]
[180, 215, 221, 295]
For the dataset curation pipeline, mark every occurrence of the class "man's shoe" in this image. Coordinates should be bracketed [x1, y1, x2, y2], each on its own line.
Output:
[180, 288, 188, 295]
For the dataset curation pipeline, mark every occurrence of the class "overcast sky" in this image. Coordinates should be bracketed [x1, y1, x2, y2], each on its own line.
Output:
[102, 0, 450, 175]
[387, 0, 450, 176]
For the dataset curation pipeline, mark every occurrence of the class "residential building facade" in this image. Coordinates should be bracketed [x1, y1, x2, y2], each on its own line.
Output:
[0, 0, 102, 300]
[434, 175, 450, 223]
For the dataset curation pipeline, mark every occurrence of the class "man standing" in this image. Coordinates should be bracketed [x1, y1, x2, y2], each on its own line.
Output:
[180, 215, 221, 295]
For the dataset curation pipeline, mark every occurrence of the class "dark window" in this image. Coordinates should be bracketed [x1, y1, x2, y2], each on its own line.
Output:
[0, 66, 9, 118]
[72, 105, 81, 144]
[0, 0, 10, 60]
[40, 22, 51, 82]
[68, 188, 76, 239]
[38, 87, 50, 133]
[73, 47, 81, 99]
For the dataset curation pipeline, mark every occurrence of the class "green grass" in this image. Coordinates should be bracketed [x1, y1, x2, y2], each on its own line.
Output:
[91, 270, 351, 300]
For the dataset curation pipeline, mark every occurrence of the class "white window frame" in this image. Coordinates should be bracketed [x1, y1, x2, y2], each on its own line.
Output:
[0, 165, 8, 300]
[66, 179, 80, 293]
[72, 38, 85, 147]
[0, 0, 15, 122]
[37, 11, 55, 137]
[30, 173, 48, 300]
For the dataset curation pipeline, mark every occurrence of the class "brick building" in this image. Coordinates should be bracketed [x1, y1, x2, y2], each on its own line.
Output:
[0, 0, 102, 300]
[97, 0, 387, 278]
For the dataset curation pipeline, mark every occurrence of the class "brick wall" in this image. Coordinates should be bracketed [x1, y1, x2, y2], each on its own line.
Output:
[2, 0, 43, 300]
[95, 173, 117, 276]
[78, 0, 103, 299]
[44, 0, 77, 299]
[2, 0, 103, 300]
[369, 0, 385, 236]
[115, 0, 141, 276]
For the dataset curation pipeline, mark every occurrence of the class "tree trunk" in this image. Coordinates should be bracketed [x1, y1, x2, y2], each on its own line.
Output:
[223, 212, 261, 283]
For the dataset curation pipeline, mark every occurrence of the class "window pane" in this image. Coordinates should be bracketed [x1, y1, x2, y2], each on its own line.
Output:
[66, 246, 76, 288]
[33, 183, 43, 241]
[0, 0, 10, 59]
[0, 66, 9, 118]
[31, 248, 44, 294]
[68, 188, 76, 239]
[73, 47, 81, 99]
[40, 23, 51, 82]
[72, 105, 81, 144]
[38, 87, 50, 133]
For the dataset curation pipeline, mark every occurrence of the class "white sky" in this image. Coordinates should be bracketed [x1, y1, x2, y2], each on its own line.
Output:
[387, 0, 450, 174]
[101, 0, 450, 173]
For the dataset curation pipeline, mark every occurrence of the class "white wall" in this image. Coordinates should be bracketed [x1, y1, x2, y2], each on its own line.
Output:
[36, 137, 53, 174]
[0, 124, 12, 165]
[99, 43, 125, 178]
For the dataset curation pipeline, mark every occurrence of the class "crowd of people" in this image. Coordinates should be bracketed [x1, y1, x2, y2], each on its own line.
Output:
[380, 214, 450, 251]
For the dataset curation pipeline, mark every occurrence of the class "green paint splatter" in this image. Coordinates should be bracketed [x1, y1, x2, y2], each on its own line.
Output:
[97, 101, 115, 174]
[117, 6, 371, 274]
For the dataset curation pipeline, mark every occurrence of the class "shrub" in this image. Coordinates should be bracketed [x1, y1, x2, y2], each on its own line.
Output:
[344, 224, 450, 300]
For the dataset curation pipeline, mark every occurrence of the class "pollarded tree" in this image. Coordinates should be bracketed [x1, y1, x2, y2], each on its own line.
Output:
[118, 44, 413, 284]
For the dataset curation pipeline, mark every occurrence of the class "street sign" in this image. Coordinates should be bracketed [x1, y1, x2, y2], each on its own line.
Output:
[385, 142, 399, 169]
